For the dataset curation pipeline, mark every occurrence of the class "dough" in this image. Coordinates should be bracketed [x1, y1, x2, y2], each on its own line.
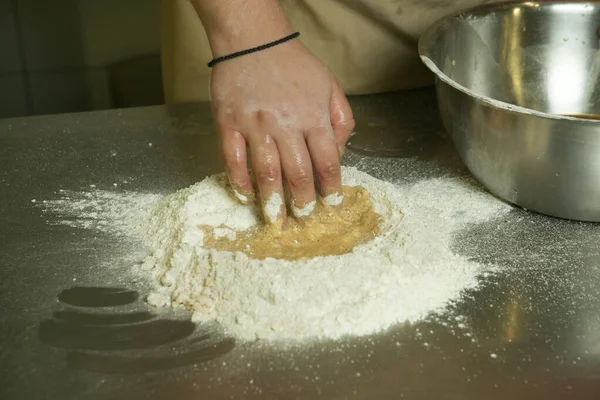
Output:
[201, 185, 380, 261]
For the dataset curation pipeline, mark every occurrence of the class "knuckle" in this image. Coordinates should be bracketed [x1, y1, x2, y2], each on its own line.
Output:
[222, 152, 244, 171]
[287, 169, 312, 188]
[216, 107, 236, 126]
[310, 127, 331, 138]
[317, 160, 340, 181]
[252, 109, 270, 125]
[215, 115, 228, 129]
[256, 163, 279, 183]
[345, 117, 356, 132]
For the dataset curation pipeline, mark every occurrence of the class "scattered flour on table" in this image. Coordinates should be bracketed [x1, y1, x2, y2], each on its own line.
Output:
[38, 189, 162, 237]
[139, 166, 512, 341]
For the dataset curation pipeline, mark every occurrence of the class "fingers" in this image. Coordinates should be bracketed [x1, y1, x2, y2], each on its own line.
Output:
[329, 79, 355, 156]
[216, 77, 349, 218]
[273, 134, 317, 218]
[246, 133, 286, 224]
[305, 127, 343, 206]
[219, 130, 254, 204]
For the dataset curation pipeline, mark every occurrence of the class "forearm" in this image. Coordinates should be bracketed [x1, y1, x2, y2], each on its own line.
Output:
[190, 0, 293, 56]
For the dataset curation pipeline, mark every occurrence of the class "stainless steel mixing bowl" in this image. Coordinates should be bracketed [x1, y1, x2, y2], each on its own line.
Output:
[419, 1, 600, 221]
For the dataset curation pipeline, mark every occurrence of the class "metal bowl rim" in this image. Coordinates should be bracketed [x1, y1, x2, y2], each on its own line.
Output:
[418, 0, 600, 123]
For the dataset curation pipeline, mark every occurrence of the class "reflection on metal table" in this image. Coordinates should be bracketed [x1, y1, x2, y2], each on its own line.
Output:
[1, 88, 599, 399]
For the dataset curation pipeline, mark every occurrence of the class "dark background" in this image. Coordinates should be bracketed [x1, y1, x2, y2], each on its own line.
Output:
[0, 0, 163, 119]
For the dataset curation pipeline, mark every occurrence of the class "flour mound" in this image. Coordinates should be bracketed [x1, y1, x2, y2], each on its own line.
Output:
[141, 166, 510, 341]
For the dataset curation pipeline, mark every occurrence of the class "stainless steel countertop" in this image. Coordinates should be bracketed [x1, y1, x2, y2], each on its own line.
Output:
[1, 88, 599, 399]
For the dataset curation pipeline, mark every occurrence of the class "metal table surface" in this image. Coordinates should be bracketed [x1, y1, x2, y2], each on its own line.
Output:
[1, 88, 600, 400]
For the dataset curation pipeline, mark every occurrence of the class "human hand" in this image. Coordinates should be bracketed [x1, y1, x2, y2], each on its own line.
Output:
[210, 39, 355, 224]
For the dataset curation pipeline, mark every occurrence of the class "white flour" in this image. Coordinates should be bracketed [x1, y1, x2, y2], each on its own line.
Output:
[38, 189, 162, 237]
[324, 192, 344, 206]
[140, 166, 511, 341]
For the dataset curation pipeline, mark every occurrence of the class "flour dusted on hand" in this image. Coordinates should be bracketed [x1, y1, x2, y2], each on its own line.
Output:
[141, 166, 511, 341]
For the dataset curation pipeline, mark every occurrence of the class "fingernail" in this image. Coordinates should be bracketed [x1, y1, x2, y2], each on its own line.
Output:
[263, 192, 284, 224]
[229, 180, 255, 204]
[291, 199, 316, 218]
[324, 192, 344, 207]
[232, 188, 250, 204]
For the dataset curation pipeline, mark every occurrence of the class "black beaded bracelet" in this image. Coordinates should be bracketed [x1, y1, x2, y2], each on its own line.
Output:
[207, 32, 300, 68]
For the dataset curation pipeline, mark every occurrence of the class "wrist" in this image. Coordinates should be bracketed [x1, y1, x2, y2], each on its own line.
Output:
[209, 24, 294, 57]
[208, 32, 300, 68]
[192, 0, 293, 57]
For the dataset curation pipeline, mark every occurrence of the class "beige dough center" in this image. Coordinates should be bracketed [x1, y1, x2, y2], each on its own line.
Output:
[200, 185, 381, 261]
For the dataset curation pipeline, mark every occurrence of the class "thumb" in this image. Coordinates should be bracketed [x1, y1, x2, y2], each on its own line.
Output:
[329, 78, 355, 156]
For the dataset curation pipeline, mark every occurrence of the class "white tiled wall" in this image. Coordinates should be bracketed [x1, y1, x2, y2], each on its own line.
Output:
[0, 0, 161, 119]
